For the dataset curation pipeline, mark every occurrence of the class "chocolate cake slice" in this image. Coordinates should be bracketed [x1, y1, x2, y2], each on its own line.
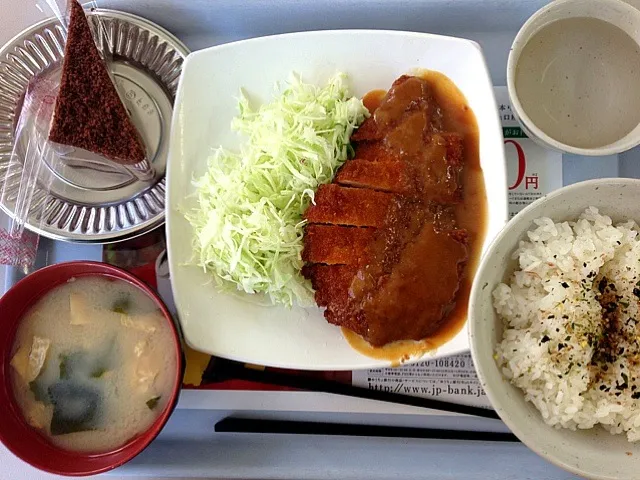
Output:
[48, 0, 146, 165]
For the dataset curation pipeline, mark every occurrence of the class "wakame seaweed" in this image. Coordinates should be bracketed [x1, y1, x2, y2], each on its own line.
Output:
[48, 381, 101, 435]
[111, 294, 131, 314]
[146, 396, 161, 410]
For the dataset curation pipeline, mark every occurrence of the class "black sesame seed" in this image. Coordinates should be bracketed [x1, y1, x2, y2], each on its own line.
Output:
[599, 278, 608, 292]
[561, 282, 570, 288]
[541, 335, 550, 343]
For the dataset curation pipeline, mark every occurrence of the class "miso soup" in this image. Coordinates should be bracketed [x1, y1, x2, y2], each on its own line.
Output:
[10, 276, 178, 453]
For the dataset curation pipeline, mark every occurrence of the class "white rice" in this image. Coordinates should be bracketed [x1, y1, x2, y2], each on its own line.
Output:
[494, 207, 640, 441]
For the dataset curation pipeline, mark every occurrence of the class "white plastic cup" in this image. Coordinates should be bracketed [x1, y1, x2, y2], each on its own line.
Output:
[507, 0, 640, 156]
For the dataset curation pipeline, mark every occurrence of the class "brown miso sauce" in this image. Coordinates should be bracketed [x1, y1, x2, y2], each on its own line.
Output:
[362, 89, 386, 112]
[344, 70, 488, 365]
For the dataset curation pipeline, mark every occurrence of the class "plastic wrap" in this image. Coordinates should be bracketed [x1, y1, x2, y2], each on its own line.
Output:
[0, 72, 60, 267]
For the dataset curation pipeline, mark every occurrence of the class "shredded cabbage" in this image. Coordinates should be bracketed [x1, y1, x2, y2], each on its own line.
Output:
[186, 73, 369, 307]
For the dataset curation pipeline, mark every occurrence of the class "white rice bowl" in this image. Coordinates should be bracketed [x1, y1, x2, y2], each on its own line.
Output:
[495, 206, 640, 442]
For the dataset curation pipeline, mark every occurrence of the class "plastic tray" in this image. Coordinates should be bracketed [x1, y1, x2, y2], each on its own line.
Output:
[1, 0, 633, 478]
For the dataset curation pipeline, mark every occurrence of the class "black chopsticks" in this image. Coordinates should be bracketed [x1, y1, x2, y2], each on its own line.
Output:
[215, 417, 519, 442]
[202, 358, 502, 421]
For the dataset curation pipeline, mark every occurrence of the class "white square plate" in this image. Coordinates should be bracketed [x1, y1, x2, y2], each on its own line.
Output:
[166, 30, 507, 370]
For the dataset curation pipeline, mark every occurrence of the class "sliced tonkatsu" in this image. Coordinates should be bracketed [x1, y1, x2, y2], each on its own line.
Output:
[304, 184, 395, 228]
[302, 75, 473, 347]
[302, 225, 375, 266]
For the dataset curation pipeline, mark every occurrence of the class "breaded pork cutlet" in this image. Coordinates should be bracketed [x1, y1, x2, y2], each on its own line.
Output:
[304, 184, 395, 228]
[302, 225, 375, 266]
[335, 160, 413, 194]
[302, 264, 367, 336]
[302, 75, 471, 346]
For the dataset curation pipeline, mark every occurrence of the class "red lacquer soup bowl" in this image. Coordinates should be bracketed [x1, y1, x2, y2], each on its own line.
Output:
[0, 261, 183, 476]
